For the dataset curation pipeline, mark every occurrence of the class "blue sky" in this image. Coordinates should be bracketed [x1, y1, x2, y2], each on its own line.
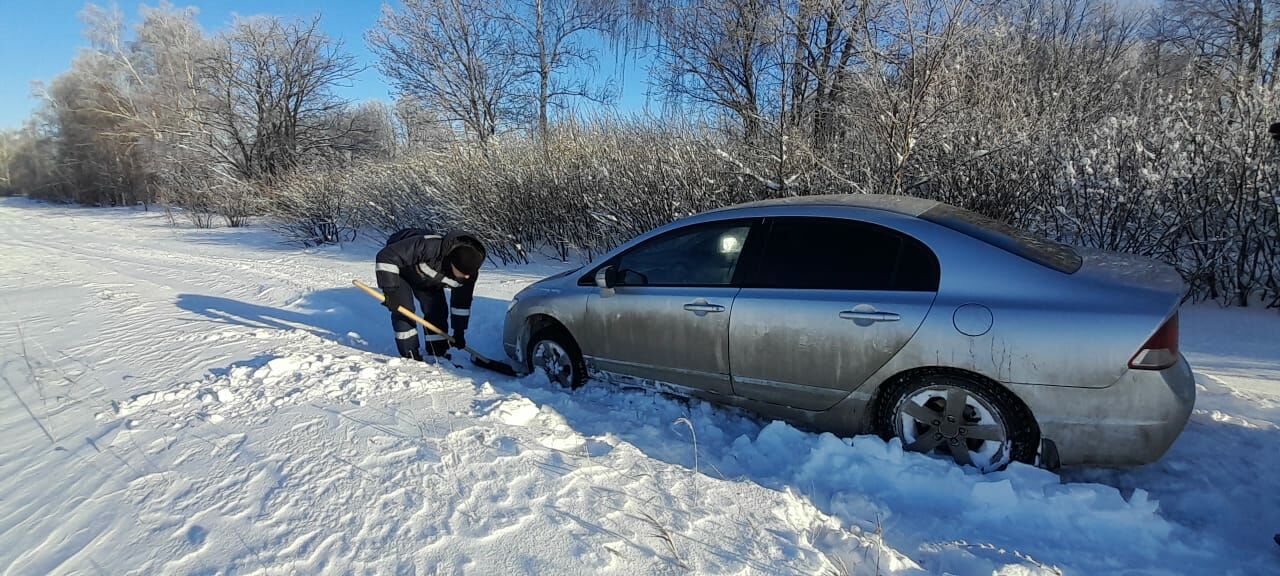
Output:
[0, 0, 654, 130]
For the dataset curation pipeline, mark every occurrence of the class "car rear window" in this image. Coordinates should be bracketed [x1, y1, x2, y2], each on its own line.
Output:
[921, 204, 1082, 274]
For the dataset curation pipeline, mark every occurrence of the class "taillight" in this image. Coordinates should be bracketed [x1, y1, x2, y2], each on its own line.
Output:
[1129, 313, 1180, 370]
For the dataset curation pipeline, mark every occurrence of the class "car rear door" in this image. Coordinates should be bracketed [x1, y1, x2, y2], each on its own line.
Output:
[580, 219, 758, 395]
[728, 216, 939, 410]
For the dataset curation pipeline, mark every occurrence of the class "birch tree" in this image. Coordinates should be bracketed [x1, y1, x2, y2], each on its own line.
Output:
[501, 0, 618, 140]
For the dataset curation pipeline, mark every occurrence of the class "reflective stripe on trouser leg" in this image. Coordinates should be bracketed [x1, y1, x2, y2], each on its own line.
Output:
[424, 333, 449, 357]
[392, 326, 420, 358]
[394, 328, 421, 358]
[389, 281, 421, 358]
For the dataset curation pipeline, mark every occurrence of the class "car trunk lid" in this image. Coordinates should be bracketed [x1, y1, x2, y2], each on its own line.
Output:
[1072, 248, 1187, 304]
[1073, 248, 1187, 373]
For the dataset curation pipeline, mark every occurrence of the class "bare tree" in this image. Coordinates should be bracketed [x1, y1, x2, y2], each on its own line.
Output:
[0, 130, 16, 191]
[832, 0, 986, 192]
[128, 4, 214, 154]
[650, 0, 783, 140]
[779, 0, 860, 147]
[3, 118, 68, 200]
[369, 0, 521, 144]
[40, 51, 150, 206]
[644, 0, 864, 180]
[196, 16, 362, 183]
[1155, 0, 1279, 85]
[61, 3, 225, 215]
[500, 0, 619, 140]
[336, 101, 400, 161]
[394, 96, 458, 150]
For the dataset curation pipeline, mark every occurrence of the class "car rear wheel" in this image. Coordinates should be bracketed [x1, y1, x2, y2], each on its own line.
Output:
[875, 373, 1038, 472]
[528, 326, 586, 390]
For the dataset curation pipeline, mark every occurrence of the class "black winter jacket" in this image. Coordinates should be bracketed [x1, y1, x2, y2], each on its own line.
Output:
[375, 229, 485, 331]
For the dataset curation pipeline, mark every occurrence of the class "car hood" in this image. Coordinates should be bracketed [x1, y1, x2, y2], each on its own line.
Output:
[516, 266, 583, 298]
[542, 266, 582, 281]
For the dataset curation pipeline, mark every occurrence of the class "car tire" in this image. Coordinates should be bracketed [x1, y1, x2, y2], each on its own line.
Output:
[527, 325, 587, 390]
[874, 372, 1038, 472]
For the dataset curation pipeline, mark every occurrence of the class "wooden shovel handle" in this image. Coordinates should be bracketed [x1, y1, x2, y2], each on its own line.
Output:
[352, 279, 500, 363]
[352, 279, 453, 339]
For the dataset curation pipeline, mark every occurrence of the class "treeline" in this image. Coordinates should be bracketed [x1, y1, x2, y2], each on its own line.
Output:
[1, 0, 1278, 308]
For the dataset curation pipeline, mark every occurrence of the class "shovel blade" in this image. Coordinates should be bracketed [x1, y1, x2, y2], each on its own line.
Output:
[470, 355, 521, 377]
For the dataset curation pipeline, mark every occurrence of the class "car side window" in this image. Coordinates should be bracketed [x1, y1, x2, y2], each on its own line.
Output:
[747, 217, 939, 291]
[614, 221, 752, 286]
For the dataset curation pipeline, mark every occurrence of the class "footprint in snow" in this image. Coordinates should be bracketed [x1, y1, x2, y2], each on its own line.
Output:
[186, 525, 207, 545]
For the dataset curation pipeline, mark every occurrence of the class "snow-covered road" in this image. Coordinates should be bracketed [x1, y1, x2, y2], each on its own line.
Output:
[1, 199, 1277, 575]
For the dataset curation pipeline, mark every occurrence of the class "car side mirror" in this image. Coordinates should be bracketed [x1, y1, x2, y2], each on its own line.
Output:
[595, 266, 617, 289]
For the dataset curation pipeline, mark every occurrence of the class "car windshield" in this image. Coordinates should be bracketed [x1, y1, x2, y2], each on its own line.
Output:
[921, 204, 1082, 274]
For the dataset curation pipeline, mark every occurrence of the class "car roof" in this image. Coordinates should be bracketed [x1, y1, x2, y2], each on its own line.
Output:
[708, 193, 940, 217]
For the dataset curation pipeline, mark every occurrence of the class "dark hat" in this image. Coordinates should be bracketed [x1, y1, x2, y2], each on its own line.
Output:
[448, 245, 484, 276]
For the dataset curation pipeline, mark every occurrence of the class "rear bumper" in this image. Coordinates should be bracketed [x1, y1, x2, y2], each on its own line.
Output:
[1009, 355, 1196, 467]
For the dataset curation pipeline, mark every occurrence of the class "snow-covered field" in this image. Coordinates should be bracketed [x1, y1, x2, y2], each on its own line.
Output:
[1, 198, 1277, 575]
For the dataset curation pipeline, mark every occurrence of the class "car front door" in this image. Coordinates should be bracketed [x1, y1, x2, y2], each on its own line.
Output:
[580, 219, 757, 395]
[729, 216, 939, 410]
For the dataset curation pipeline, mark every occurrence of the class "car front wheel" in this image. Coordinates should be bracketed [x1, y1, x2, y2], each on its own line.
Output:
[527, 326, 586, 390]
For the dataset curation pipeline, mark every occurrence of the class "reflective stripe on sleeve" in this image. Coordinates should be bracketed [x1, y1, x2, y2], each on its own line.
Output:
[417, 262, 462, 288]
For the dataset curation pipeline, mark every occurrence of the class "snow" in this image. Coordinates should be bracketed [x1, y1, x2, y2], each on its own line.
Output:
[1, 198, 1278, 575]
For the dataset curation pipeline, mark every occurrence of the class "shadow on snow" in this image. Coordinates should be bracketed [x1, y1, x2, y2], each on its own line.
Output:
[175, 288, 514, 360]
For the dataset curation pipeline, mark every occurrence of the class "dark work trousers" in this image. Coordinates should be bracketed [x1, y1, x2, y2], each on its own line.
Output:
[389, 280, 450, 359]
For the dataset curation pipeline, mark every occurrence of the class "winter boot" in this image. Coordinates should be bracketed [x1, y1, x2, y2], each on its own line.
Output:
[426, 337, 451, 360]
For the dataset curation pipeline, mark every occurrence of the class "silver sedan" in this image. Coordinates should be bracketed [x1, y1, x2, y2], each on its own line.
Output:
[502, 195, 1195, 471]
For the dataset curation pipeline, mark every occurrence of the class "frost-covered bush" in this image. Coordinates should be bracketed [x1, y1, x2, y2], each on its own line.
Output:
[285, 119, 779, 263]
[268, 169, 364, 246]
[1041, 84, 1279, 307]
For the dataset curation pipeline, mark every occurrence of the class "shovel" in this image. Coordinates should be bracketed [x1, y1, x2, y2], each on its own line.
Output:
[352, 279, 521, 377]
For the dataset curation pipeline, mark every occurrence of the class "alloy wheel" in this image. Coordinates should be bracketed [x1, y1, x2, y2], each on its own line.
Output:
[895, 385, 1011, 472]
[531, 339, 574, 387]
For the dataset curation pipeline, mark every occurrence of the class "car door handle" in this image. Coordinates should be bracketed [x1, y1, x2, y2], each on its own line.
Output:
[683, 301, 725, 314]
[839, 310, 900, 322]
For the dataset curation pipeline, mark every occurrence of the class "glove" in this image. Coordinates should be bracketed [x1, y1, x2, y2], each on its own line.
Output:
[451, 330, 466, 350]
[382, 288, 400, 313]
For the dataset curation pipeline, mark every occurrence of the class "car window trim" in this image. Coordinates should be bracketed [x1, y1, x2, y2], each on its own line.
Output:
[578, 218, 764, 288]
